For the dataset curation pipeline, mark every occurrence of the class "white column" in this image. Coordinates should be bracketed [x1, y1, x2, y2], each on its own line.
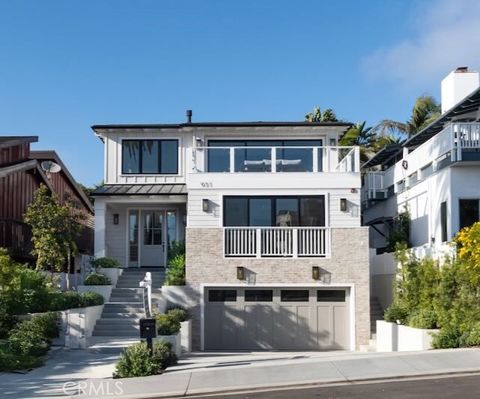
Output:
[94, 199, 107, 258]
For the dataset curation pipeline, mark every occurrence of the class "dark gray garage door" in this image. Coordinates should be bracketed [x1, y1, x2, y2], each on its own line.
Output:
[204, 287, 349, 350]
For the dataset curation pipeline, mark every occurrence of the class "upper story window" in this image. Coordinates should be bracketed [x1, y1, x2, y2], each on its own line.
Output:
[122, 140, 178, 174]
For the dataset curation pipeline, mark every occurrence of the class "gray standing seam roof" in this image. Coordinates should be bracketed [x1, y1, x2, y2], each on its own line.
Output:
[92, 184, 187, 196]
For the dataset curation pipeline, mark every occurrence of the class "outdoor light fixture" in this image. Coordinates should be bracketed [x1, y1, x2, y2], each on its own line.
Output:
[312, 266, 320, 280]
[340, 198, 347, 212]
[329, 138, 337, 146]
[237, 266, 245, 280]
[113, 214, 119, 225]
[202, 199, 209, 212]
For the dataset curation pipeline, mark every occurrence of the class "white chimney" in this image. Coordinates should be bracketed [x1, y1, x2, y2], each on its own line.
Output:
[441, 67, 480, 114]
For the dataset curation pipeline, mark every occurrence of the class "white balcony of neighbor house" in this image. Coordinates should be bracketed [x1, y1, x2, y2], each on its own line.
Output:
[187, 145, 360, 190]
[363, 122, 480, 203]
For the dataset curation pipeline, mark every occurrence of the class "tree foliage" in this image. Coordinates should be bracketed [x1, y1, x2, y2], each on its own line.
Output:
[305, 106, 338, 122]
[455, 222, 480, 284]
[24, 184, 82, 272]
[376, 95, 440, 139]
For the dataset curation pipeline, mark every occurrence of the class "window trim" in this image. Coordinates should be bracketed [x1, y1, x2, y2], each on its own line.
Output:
[121, 139, 179, 175]
[223, 195, 326, 227]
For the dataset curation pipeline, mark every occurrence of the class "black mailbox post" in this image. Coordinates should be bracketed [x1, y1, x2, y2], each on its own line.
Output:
[140, 318, 157, 354]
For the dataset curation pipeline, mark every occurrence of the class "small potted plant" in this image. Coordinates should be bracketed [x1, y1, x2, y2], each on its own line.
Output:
[154, 312, 181, 357]
[78, 272, 113, 301]
[91, 257, 123, 285]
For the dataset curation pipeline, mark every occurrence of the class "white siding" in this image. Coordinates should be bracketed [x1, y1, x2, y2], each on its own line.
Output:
[105, 204, 127, 267]
[187, 188, 360, 228]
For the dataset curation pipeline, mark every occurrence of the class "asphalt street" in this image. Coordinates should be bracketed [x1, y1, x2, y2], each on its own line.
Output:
[193, 374, 480, 399]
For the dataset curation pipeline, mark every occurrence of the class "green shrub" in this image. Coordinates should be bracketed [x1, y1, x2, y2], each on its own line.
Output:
[165, 254, 185, 286]
[0, 250, 56, 315]
[50, 291, 82, 310]
[464, 322, 480, 347]
[80, 291, 104, 307]
[84, 273, 111, 286]
[384, 302, 409, 324]
[9, 323, 47, 356]
[92, 257, 120, 269]
[168, 241, 185, 263]
[0, 301, 17, 339]
[432, 326, 462, 349]
[0, 345, 41, 371]
[155, 313, 181, 335]
[408, 308, 438, 329]
[113, 341, 177, 378]
[166, 307, 188, 323]
[30, 312, 59, 340]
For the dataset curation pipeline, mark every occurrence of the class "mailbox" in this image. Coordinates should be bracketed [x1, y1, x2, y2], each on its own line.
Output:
[140, 318, 157, 339]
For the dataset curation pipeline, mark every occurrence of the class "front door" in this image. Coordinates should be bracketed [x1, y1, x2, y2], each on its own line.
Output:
[140, 210, 165, 267]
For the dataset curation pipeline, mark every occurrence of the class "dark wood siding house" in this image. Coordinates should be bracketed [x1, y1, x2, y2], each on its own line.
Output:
[0, 136, 94, 263]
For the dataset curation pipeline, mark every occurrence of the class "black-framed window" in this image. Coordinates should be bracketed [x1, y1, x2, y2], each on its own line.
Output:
[207, 139, 323, 172]
[122, 139, 178, 174]
[459, 199, 480, 230]
[245, 290, 273, 302]
[317, 290, 346, 302]
[208, 290, 237, 302]
[223, 196, 325, 227]
[440, 201, 448, 242]
[281, 290, 309, 302]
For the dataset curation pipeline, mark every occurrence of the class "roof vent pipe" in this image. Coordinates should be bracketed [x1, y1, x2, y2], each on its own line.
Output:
[186, 109, 193, 123]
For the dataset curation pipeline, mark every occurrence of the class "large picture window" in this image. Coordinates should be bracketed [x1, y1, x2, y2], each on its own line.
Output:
[122, 139, 178, 174]
[223, 196, 325, 227]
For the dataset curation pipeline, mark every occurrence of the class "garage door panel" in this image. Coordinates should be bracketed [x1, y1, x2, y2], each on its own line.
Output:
[316, 305, 333, 347]
[333, 305, 348, 349]
[205, 288, 349, 351]
[243, 305, 274, 349]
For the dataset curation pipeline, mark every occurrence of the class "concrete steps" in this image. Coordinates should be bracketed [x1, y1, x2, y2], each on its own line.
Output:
[91, 268, 165, 340]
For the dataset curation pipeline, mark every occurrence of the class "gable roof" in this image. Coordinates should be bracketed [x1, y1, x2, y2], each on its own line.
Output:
[0, 136, 38, 149]
[29, 150, 94, 213]
[0, 159, 54, 191]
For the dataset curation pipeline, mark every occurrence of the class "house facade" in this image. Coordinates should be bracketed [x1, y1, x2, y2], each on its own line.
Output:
[362, 67, 480, 310]
[92, 119, 370, 351]
[0, 136, 94, 262]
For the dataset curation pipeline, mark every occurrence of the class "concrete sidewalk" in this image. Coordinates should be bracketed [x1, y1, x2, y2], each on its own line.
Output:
[1, 348, 480, 398]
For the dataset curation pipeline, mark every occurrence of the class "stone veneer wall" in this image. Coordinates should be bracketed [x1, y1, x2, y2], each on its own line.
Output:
[185, 227, 370, 350]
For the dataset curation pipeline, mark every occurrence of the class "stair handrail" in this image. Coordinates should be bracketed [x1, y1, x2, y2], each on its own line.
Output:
[139, 272, 152, 318]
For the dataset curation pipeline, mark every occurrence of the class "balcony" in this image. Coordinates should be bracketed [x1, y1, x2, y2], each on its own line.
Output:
[191, 146, 360, 174]
[363, 123, 480, 201]
[224, 227, 330, 258]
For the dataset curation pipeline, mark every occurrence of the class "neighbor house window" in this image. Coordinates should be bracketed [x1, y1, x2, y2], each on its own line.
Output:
[459, 199, 480, 230]
[223, 196, 325, 227]
[440, 201, 448, 242]
[122, 139, 178, 174]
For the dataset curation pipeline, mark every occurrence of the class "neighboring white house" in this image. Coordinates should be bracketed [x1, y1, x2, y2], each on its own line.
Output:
[92, 119, 370, 351]
[363, 67, 480, 310]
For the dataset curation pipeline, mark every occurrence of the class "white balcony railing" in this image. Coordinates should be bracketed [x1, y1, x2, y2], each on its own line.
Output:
[191, 146, 359, 174]
[363, 123, 480, 198]
[224, 227, 330, 258]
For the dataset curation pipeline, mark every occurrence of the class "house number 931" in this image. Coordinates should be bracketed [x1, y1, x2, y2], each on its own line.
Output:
[201, 182, 213, 188]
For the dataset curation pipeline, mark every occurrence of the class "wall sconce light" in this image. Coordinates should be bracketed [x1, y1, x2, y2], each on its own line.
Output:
[202, 199, 210, 213]
[312, 266, 320, 280]
[237, 266, 245, 280]
[196, 137, 204, 146]
[329, 138, 337, 146]
[113, 214, 119, 225]
[340, 198, 347, 212]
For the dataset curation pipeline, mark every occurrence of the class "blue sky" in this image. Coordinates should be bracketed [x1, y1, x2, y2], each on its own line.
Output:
[1, 0, 479, 186]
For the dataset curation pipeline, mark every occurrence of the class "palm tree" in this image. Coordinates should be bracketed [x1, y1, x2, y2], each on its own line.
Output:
[305, 107, 338, 122]
[376, 95, 440, 138]
[339, 121, 377, 163]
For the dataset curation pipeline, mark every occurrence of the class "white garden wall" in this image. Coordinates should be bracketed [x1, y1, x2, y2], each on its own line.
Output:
[376, 320, 439, 352]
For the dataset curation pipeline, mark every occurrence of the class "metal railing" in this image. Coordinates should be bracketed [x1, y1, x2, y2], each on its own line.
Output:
[191, 146, 360, 173]
[224, 227, 330, 258]
[139, 272, 152, 318]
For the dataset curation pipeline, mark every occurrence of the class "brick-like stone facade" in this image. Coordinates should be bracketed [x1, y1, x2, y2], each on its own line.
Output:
[185, 227, 370, 350]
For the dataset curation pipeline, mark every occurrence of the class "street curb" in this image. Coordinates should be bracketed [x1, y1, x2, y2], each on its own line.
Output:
[117, 368, 480, 398]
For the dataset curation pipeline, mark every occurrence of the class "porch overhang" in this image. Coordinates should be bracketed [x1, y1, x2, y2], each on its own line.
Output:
[92, 184, 187, 196]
